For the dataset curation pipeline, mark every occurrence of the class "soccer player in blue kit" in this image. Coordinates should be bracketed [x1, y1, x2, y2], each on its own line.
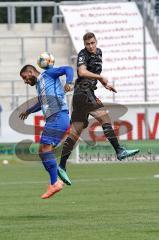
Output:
[19, 64, 73, 199]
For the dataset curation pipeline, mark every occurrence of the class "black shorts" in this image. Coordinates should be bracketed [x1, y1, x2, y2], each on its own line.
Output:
[71, 88, 103, 128]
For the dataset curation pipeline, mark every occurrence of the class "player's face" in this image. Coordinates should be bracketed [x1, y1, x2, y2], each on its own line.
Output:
[21, 71, 37, 86]
[84, 37, 97, 54]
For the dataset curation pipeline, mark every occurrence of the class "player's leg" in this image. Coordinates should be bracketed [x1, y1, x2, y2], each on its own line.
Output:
[90, 109, 120, 151]
[39, 111, 69, 198]
[90, 109, 139, 160]
[39, 144, 57, 185]
[58, 92, 89, 185]
[39, 144, 64, 199]
[58, 121, 84, 185]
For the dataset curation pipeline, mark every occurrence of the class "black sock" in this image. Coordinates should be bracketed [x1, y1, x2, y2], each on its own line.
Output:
[102, 123, 120, 153]
[59, 137, 76, 170]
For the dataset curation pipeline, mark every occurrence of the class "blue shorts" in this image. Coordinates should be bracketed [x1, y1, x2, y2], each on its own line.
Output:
[40, 110, 70, 146]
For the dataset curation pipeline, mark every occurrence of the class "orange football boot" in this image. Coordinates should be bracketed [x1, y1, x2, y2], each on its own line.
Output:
[41, 180, 64, 199]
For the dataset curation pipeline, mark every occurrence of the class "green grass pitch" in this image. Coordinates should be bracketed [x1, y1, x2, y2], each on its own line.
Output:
[0, 162, 159, 240]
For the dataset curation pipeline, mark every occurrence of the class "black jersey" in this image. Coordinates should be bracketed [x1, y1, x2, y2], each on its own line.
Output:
[75, 47, 102, 89]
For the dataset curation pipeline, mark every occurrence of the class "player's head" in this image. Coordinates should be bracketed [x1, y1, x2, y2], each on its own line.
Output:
[83, 32, 97, 54]
[20, 65, 39, 86]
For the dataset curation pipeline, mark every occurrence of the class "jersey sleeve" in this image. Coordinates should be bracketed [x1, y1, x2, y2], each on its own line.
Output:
[99, 48, 102, 59]
[77, 50, 87, 68]
[26, 100, 41, 114]
[46, 66, 74, 84]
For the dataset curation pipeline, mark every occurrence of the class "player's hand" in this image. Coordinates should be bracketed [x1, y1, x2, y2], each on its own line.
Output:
[19, 111, 29, 120]
[64, 84, 73, 92]
[105, 83, 117, 93]
[100, 76, 117, 93]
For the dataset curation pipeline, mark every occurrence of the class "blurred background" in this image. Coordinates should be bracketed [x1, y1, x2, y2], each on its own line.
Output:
[0, 0, 159, 162]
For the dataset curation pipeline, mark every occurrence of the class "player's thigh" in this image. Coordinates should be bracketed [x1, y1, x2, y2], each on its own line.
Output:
[41, 111, 70, 147]
[39, 143, 53, 153]
[70, 121, 85, 139]
[90, 109, 111, 124]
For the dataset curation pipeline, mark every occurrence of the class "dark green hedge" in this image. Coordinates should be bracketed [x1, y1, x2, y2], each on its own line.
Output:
[0, 0, 87, 23]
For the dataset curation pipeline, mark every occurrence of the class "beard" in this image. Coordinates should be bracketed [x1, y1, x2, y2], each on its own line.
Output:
[29, 76, 37, 86]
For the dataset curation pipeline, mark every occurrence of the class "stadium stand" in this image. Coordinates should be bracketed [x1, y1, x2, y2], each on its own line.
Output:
[0, 21, 72, 109]
[0, 1, 159, 108]
[140, 0, 159, 50]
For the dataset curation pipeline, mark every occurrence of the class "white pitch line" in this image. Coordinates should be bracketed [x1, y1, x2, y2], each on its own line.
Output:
[0, 176, 154, 186]
[153, 174, 159, 178]
[74, 176, 153, 182]
[0, 181, 46, 185]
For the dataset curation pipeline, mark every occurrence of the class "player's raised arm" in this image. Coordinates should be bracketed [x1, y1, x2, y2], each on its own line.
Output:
[77, 65, 117, 93]
[47, 66, 74, 92]
[61, 66, 74, 84]
[47, 66, 73, 83]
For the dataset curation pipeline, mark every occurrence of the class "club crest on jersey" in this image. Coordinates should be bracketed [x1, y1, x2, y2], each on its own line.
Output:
[79, 56, 85, 63]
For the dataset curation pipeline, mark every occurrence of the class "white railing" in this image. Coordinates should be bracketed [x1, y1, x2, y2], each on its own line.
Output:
[0, 1, 58, 30]
[0, 0, 135, 30]
[0, 35, 70, 65]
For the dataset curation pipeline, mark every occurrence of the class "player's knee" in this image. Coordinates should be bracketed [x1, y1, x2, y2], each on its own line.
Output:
[97, 115, 111, 125]
[70, 126, 83, 139]
[39, 144, 53, 154]
[69, 131, 80, 141]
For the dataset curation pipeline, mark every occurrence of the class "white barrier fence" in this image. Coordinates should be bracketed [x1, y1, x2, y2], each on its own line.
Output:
[0, 102, 159, 143]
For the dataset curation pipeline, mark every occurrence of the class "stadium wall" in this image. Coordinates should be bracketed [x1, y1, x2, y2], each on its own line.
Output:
[0, 103, 159, 143]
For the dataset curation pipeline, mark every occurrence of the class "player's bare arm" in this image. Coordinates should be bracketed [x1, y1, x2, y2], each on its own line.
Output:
[78, 65, 117, 93]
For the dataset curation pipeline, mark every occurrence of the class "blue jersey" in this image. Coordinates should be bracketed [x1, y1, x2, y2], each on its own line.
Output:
[27, 66, 73, 119]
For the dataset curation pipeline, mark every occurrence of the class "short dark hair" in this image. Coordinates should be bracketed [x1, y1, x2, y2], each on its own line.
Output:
[20, 64, 37, 76]
[83, 32, 96, 42]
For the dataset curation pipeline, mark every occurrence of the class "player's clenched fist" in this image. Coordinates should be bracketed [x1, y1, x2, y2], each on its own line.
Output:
[64, 83, 73, 92]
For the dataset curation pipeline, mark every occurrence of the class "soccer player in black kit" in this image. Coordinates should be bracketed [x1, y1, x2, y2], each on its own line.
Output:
[58, 32, 139, 185]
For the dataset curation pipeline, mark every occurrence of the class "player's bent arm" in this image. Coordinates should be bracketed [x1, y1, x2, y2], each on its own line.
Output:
[26, 101, 41, 114]
[54, 66, 74, 91]
[19, 102, 41, 120]
[47, 66, 74, 84]
[78, 65, 117, 93]
[19, 111, 30, 120]
[63, 66, 74, 84]
[78, 65, 108, 85]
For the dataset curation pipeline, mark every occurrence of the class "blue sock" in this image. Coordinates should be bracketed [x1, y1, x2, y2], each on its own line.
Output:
[39, 151, 57, 185]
